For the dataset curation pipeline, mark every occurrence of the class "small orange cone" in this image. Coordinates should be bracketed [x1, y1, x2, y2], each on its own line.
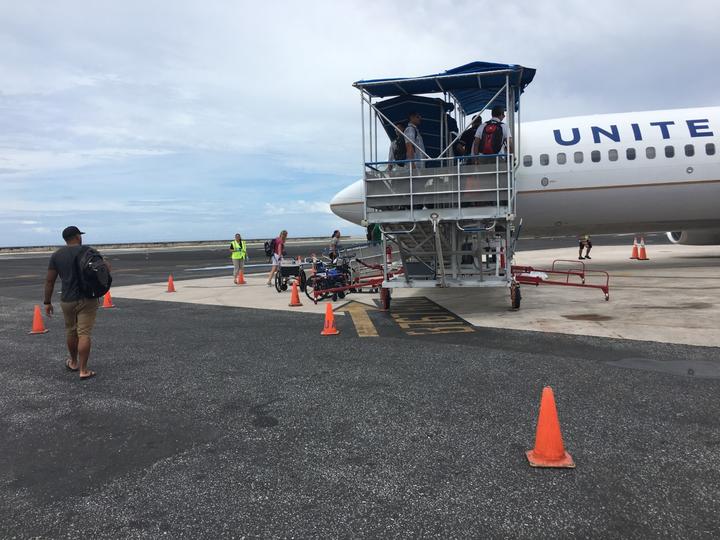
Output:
[235, 271, 246, 285]
[289, 279, 303, 307]
[638, 237, 649, 261]
[29, 305, 49, 335]
[320, 302, 339, 335]
[167, 274, 176, 293]
[629, 237, 639, 260]
[102, 290, 115, 308]
[526, 386, 575, 468]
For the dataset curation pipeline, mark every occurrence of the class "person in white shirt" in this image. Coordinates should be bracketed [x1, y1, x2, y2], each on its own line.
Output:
[471, 106, 513, 160]
[404, 112, 426, 170]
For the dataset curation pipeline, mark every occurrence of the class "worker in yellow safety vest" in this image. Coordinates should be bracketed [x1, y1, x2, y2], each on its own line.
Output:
[230, 233, 247, 281]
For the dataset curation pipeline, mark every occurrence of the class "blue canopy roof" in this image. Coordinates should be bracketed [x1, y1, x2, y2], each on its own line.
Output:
[375, 95, 457, 159]
[354, 61, 536, 115]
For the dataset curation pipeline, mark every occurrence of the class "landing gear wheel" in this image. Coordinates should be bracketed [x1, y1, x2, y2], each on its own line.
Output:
[510, 283, 521, 310]
[380, 287, 391, 311]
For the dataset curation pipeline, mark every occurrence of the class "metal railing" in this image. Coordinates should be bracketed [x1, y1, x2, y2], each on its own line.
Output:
[363, 153, 514, 222]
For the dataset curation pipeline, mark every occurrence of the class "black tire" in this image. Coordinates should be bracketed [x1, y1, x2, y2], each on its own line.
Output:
[380, 287, 391, 311]
[338, 291, 346, 299]
[510, 283, 521, 310]
[304, 274, 329, 303]
[274, 273, 283, 293]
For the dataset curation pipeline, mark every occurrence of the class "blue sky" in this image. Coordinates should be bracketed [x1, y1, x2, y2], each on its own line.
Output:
[1, 0, 718, 246]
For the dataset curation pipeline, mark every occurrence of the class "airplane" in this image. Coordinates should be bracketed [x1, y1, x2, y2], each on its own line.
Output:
[331, 106, 720, 245]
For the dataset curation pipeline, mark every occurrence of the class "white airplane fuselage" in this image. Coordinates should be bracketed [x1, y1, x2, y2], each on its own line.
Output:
[331, 106, 720, 238]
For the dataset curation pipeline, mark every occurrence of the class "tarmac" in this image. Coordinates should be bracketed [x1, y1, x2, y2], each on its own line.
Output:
[1, 235, 719, 538]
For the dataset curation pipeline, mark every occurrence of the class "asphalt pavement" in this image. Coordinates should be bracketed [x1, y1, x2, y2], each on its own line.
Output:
[2, 231, 718, 539]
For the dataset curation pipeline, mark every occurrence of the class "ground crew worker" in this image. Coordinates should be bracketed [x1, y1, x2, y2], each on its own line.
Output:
[230, 233, 247, 281]
[579, 234, 592, 260]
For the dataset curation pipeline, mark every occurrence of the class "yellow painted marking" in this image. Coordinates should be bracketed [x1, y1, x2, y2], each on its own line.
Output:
[391, 297, 474, 336]
[342, 301, 379, 337]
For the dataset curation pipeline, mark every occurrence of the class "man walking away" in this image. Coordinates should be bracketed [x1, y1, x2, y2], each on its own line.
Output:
[230, 233, 247, 281]
[456, 114, 482, 157]
[44, 226, 110, 380]
[472, 106, 513, 163]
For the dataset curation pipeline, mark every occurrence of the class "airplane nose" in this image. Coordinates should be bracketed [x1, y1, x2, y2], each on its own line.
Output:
[330, 180, 363, 224]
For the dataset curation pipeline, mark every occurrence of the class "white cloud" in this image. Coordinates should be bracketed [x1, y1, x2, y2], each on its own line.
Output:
[0, 0, 718, 245]
[264, 200, 332, 216]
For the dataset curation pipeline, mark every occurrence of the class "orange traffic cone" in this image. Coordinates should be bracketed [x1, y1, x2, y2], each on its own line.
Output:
[289, 279, 303, 307]
[102, 290, 115, 308]
[526, 386, 575, 468]
[320, 302, 339, 335]
[167, 274, 176, 293]
[235, 271, 246, 285]
[29, 305, 49, 335]
[638, 237, 649, 261]
[629, 237, 639, 260]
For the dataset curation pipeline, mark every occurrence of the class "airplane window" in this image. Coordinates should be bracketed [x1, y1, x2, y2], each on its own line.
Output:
[646, 147, 656, 159]
[626, 148, 636, 160]
[523, 155, 532, 167]
[608, 149, 618, 161]
[685, 144, 695, 157]
[591, 150, 601, 163]
[665, 145, 675, 158]
[574, 151, 583, 164]
[540, 154, 549, 166]
[707, 143, 716, 156]
[557, 152, 567, 165]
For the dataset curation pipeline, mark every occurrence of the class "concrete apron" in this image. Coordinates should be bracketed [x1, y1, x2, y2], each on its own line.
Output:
[110, 244, 720, 347]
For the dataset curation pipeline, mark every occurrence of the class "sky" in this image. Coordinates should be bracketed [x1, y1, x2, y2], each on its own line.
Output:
[1, 0, 718, 246]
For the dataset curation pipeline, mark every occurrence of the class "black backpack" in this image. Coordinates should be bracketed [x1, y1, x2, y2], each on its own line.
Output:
[480, 120, 504, 154]
[75, 246, 112, 298]
[264, 238, 276, 258]
[392, 133, 407, 161]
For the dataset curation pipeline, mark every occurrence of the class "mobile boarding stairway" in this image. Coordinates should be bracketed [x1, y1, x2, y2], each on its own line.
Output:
[354, 62, 534, 309]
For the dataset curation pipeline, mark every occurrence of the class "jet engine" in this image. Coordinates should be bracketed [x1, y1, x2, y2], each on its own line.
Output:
[666, 230, 720, 245]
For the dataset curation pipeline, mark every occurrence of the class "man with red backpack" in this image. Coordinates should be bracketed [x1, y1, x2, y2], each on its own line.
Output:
[471, 106, 513, 162]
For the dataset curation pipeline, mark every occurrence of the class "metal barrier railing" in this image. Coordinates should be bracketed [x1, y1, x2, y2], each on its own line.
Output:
[363, 154, 513, 221]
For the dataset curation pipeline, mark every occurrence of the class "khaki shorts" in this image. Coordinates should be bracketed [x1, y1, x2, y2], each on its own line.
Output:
[61, 298, 99, 338]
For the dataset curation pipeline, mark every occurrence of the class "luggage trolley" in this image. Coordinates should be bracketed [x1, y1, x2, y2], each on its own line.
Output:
[354, 62, 536, 309]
